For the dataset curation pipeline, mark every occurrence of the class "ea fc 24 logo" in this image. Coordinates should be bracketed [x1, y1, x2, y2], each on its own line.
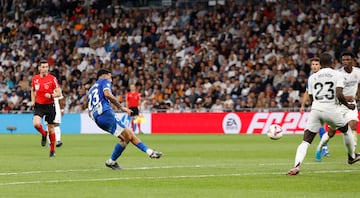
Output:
[222, 113, 241, 134]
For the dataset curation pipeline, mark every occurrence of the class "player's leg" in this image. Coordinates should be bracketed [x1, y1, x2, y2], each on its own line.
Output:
[105, 135, 127, 170]
[96, 111, 128, 170]
[343, 109, 359, 149]
[337, 124, 360, 164]
[346, 105, 359, 149]
[136, 115, 143, 134]
[288, 111, 320, 176]
[47, 123, 56, 157]
[53, 105, 63, 147]
[288, 129, 317, 174]
[33, 104, 47, 146]
[33, 115, 46, 136]
[120, 114, 161, 158]
[134, 107, 142, 133]
[133, 116, 143, 134]
[130, 107, 140, 133]
[319, 127, 330, 156]
[33, 114, 47, 146]
[129, 107, 135, 132]
[45, 107, 62, 147]
[121, 124, 162, 158]
[330, 108, 360, 164]
[315, 128, 335, 161]
[349, 120, 358, 149]
[54, 123, 63, 147]
[45, 106, 57, 157]
[130, 115, 135, 132]
[138, 121, 142, 134]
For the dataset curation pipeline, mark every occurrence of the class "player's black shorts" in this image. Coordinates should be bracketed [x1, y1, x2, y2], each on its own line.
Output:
[34, 103, 56, 124]
[129, 107, 139, 117]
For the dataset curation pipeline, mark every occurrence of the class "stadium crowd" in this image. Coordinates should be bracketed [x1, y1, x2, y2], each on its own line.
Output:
[0, 0, 359, 113]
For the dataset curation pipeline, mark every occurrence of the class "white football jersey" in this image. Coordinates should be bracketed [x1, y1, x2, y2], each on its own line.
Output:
[308, 68, 344, 110]
[54, 95, 64, 123]
[339, 67, 360, 97]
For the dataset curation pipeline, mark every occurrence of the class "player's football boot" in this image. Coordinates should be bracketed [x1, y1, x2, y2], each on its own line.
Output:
[49, 151, 55, 157]
[321, 145, 330, 157]
[149, 150, 163, 159]
[348, 153, 360, 165]
[41, 135, 47, 147]
[56, 141, 63, 147]
[287, 167, 300, 176]
[315, 149, 322, 162]
[105, 160, 121, 170]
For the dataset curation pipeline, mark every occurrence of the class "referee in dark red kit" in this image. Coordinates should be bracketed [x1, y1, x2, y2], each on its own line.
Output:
[126, 84, 142, 133]
[31, 59, 62, 157]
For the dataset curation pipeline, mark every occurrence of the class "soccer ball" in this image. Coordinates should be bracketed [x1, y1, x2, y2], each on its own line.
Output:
[267, 124, 283, 140]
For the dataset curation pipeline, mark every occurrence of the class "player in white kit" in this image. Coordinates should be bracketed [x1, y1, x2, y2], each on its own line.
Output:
[315, 51, 360, 161]
[46, 94, 64, 147]
[53, 95, 65, 147]
[287, 53, 360, 176]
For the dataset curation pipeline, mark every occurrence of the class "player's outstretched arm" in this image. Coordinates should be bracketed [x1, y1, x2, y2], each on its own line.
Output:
[337, 87, 355, 110]
[104, 89, 132, 115]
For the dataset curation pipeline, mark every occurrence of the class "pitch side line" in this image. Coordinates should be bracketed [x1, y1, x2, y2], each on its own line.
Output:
[0, 164, 241, 176]
[1, 169, 360, 186]
[258, 161, 346, 166]
[0, 162, 349, 176]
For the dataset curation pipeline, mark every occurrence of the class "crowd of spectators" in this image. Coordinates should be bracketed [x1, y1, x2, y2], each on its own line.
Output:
[0, 0, 360, 114]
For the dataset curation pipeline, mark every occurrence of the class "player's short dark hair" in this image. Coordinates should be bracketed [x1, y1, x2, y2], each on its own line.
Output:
[320, 53, 333, 68]
[340, 51, 355, 58]
[39, 59, 48, 65]
[97, 69, 111, 79]
[310, 57, 320, 63]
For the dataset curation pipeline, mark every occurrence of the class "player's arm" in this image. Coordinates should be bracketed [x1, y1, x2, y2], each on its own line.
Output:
[46, 87, 62, 99]
[300, 91, 309, 112]
[53, 87, 62, 98]
[104, 89, 132, 115]
[308, 93, 313, 105]
[31, 86, 36, 106]
[336, 87, 355, 110]
[59, 97, 66, 109]
[138, 93, 142, 111]
[125, 93, 129, 108]
[356, 83, 360, 101]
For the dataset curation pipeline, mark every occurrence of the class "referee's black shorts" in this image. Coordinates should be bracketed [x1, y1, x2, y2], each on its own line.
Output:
[34, 103, 56, 124]
[129, 107, 139, 117]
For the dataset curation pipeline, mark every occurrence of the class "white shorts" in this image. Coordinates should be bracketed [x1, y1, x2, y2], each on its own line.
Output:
[340, 103, 359, 123]
[306, 106, 347, 132]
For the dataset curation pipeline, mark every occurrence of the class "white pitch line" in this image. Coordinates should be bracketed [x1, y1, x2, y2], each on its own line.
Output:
[0, 164, 238, 176]
[0, 169, 102, 176]
[258, 161, 346, 166]
[0, 162, 353, 176]
[1, 169, 360, 186]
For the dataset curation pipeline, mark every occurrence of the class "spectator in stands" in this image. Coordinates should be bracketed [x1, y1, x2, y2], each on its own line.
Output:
[8, 89, 19, 107]
[210, 98, 224, 112]
[0, 82, 10, 98]
[0, 0, 359, 114]
[223, 94, 235, 112]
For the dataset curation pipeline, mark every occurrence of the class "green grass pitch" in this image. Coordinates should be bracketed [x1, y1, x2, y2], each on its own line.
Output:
[1, 133, 360, 198]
